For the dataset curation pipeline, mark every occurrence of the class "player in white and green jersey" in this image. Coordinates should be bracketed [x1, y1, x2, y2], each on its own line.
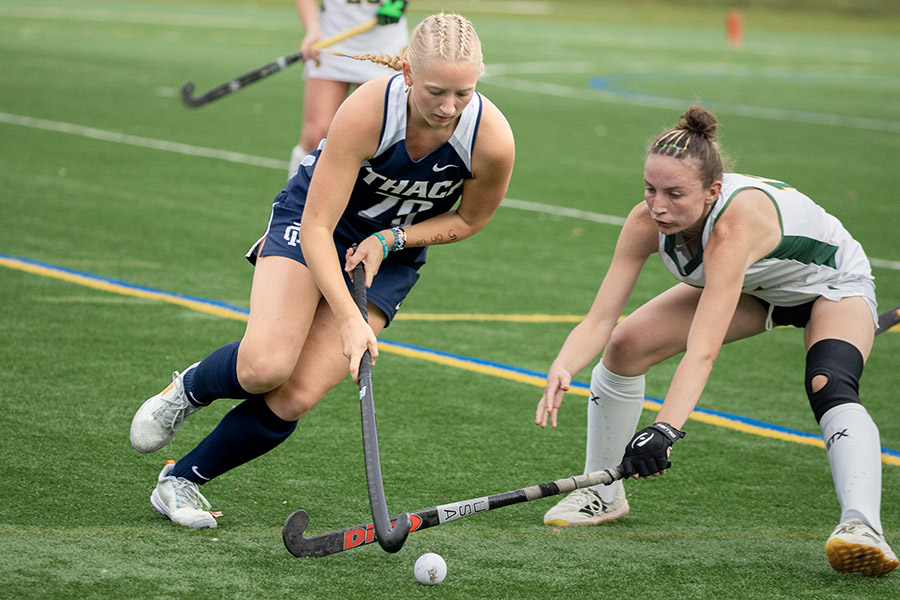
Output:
[536, 105, 896, 577]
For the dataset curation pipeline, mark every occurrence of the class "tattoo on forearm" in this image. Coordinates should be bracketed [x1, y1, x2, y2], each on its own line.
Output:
[415, 229, 459, 247]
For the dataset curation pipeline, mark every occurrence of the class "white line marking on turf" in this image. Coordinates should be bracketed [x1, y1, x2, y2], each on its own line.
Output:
[480, 64, 900, 134]
[0, 112, 286, 170]
[1, 110, 897, 271]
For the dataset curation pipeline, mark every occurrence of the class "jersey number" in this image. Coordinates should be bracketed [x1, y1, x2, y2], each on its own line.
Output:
[358, 194, 434, 227]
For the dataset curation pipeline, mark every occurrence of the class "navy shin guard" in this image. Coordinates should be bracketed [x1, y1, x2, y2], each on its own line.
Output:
[183, 341, 253, 405]
[172, 397, 296, 483]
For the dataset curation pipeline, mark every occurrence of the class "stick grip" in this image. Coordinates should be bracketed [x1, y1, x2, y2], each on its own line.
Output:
[352, 257, 411, 553]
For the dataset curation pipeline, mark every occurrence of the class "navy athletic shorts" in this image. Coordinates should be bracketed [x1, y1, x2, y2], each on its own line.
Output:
[246, 191, 426, 326]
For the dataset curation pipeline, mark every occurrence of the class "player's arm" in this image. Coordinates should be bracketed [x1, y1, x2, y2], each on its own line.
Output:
[296, 0, 323, 57]
[657, 188, 782, 429]
[536, 202, 659, 429]
[300, 79, 386, 380]
[381, 97, 515, 255]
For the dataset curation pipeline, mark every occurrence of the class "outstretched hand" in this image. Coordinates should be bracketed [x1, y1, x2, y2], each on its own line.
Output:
[376, 0, 406, 25]
[535, 366, 572, 429]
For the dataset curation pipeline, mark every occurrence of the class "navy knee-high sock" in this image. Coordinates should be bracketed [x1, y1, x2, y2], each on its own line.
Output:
[171, 397, 297, 484]
[183, 341, 252, 406]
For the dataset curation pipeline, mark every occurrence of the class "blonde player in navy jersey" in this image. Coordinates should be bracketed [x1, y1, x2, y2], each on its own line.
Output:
[535, 105, 896, 577]
[130, 13, 514, 530]
[289, 0, 410, 178]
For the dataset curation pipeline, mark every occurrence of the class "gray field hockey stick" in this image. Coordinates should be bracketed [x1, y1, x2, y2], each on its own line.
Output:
[283, 464, 625, 557]
[876, 303, 900, 335]
[180, 18, 377, 108]
[350, 258, 411, 553]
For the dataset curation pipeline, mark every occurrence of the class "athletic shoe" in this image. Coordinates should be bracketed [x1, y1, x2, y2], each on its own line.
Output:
[150, 462, 217, 529]
[826, 519, 898, 577]
[543, 485, 629, 526]
[130, 363, 201, 453]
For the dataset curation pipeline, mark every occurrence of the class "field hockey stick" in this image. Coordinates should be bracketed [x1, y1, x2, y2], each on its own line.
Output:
[875, 302, 900, 335]
[180, 18, 378, 108]
[350, 258, 411, 553]
[283, 464, 625, 557]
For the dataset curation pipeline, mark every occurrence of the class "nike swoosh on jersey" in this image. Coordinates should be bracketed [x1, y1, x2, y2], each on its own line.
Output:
[432, 164, 458, 172]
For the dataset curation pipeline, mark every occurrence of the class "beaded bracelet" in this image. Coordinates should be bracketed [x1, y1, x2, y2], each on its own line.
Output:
[390, 226, 407, 252]
[371, 232, 389, 259]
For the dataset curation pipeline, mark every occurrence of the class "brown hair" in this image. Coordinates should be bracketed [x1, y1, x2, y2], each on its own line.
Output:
[325, 13, 482, 74]
[649, 105, 726, 187]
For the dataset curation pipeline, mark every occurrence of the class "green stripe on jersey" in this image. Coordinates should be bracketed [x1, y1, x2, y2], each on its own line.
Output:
[767, 235, 838, 268]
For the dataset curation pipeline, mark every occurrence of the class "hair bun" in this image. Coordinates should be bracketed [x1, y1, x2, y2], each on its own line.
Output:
[680, 105, 717, 141]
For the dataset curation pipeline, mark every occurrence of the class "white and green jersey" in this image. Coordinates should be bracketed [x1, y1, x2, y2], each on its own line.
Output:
[658, 173, 876, 315]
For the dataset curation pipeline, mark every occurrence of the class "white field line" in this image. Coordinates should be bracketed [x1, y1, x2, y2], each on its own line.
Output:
[0, 112, 286, 170]
[480, 65, 900, 134]
[1, 110, 897, 271]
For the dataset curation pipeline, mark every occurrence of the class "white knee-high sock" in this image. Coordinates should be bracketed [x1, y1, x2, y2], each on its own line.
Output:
[586, 361, 645, 502]
[288, 145, 309, 180]
[820, 403, 883, 532]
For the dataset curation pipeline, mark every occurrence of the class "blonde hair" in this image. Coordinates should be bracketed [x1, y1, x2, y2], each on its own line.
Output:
[324, 13, 482, 74]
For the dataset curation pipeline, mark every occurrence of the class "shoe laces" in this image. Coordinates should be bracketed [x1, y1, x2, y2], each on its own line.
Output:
[152, 371, 197, 430]
[170, 476, 212, 512]
[557, 487, 602, 509]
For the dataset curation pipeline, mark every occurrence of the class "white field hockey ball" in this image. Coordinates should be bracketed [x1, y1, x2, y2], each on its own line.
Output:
[414, 552, 447, 585]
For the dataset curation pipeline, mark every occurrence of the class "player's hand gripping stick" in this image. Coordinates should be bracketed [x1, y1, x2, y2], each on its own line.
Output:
[621, 422, 685, 478]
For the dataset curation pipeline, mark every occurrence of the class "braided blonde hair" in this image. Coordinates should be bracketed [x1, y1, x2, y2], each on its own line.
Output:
[324, 13, 482, 74]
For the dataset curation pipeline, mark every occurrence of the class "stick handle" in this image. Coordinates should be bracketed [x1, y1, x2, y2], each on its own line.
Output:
[352, 258, 411, 553]
[313, 18, 378, 49]
[180, 18, 378, 108]
[283, 465, 625, 557]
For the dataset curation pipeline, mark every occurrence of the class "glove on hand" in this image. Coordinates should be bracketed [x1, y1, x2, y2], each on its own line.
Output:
[377, 0, 407, 25]
[621, 422, 685, 477]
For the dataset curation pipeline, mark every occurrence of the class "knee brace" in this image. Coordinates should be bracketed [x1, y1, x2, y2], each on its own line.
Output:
[805, 339, 864, 423]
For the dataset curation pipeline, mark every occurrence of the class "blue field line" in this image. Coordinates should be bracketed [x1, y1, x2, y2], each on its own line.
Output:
[1, 254, 251, 315]
[4, 252, 899, 461]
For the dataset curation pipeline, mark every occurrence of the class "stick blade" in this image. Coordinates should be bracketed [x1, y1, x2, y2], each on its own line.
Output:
[282, 509, 312, 557]
[180, 82, 203, 108]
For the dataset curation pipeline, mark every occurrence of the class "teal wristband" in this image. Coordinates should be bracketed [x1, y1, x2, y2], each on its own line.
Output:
[372, 232, 389, 259]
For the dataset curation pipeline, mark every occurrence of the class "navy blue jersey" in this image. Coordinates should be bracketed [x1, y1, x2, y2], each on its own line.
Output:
[286, 73, 482, 234]
[248, 74, 484, 324]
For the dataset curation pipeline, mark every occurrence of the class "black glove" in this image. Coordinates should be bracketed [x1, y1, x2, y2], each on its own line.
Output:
[376, 0, 407, 25]
[621, 422, 685, 477]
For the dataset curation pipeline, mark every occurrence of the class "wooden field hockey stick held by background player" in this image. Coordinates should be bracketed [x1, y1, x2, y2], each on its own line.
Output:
[283, 464, 625, 557]
[350, 258, 411, 553]
[180, 18, 378, 108]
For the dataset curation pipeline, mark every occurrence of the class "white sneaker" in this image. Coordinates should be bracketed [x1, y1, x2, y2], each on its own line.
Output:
[150, 462, 217, 529]
[130, 364, 201, 453]
[543, 485, 629, 526]
[826, 519, 898, 576]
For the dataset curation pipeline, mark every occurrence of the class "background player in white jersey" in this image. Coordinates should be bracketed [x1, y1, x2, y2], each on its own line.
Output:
[289, 0, 410, 177]
[534, 105, 896, 577]
[130, 13, 515, 531]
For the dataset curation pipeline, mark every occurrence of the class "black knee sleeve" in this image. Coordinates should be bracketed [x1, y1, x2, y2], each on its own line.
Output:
[805, 339, 863, 423]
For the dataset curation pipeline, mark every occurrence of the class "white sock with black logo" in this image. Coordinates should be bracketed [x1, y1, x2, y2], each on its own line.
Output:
[586, 361, 645, 502]
[820, 403, 883, 533]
